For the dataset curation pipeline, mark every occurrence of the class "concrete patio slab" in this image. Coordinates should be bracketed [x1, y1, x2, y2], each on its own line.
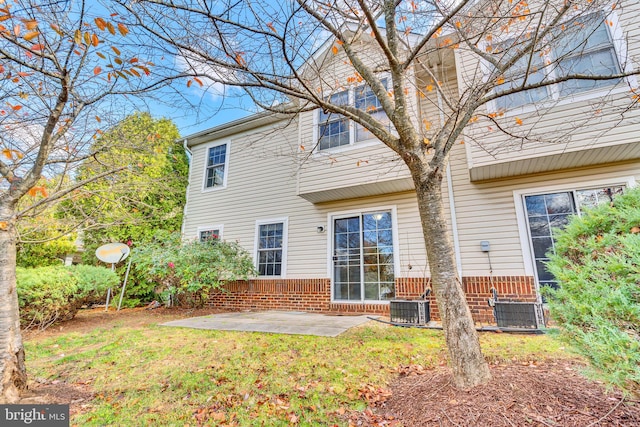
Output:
[160, 311, 376, 337]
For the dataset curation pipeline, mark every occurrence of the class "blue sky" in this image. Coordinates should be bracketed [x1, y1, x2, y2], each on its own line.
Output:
[86, 0, 258, 138]
[153, 89, 254, 138]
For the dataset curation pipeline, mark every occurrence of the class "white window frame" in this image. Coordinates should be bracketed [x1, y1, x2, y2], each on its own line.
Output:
[312, 78, 390, 154]
[254, 217, 289, 278]
[201, 140, 230, 192]
[316, 90, 350, 151]
[197, 225, 223, 242]
[485, 8, 634, 116]
[513, 176, 636, 296]
[326, 205, 400, 304]
[490, 37, 549, 111]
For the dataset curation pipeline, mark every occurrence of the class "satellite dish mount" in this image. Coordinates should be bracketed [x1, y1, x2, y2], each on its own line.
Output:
[95, 243, 131, 312]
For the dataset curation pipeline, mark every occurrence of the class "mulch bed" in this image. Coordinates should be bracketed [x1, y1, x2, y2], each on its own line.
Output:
[348, 360, 640, 426]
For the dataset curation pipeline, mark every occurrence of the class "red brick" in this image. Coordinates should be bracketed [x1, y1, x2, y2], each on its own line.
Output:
[205, 276, 536, 323]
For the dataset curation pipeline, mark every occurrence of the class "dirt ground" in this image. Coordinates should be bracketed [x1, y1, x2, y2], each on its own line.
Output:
[21, 308, 640, 426]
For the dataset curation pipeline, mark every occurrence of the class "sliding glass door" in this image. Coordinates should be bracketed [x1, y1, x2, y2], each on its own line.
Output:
[333, 211, 395, 301]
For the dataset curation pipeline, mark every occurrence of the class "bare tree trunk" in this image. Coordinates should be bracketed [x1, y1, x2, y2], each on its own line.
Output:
[0, 203, 27, 403]
[412, 168, 491, 388]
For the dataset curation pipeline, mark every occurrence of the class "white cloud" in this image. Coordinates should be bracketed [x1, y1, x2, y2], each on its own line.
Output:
[174, 52, 230, 101]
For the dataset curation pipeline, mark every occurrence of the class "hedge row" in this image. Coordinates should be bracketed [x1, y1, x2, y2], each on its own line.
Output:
[17, 265, 119, 329]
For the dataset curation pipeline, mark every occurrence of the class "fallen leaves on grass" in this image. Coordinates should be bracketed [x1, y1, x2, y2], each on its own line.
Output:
[396, 364, 428, 376]
[358, 384, 392, 406]
[192, 406, 230, 426]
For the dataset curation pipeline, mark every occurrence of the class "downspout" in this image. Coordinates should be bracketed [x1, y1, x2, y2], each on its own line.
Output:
[296, 115, 302, 197]
[433, 64, 463, 279]
[180, 138, 193, 237]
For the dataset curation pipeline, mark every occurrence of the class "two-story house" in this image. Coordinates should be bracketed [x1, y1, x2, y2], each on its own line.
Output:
[180, 1, 640, 323]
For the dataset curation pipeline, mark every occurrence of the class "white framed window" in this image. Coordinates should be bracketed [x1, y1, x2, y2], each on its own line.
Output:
[494, 39, 548, 110]
[315, 78, 390, 151]
[554, 12, 621, 96]
[514, 177, 635, 298]
[492, 10, 623, 112]
[354, 80, 389, 142]
[202, 141, 229, 190]
[254, 218, 288, 277]
[197, 225, 223, 242]
[318, 90, 350, 150]
[328, 206, 399, 302]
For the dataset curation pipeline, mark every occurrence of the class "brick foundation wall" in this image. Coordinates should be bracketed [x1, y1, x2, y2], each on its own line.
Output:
[206, 276, 537, 324]
[206, 278, 331, 312]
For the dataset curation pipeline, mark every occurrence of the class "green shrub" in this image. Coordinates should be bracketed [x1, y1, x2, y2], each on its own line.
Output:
[545, 187, 640, 396]
[133, 231, 257, 307]
[17, 266, 78, 329]
[69, 264, 120, 306]
[17, 265, 119, 329]
[16, 237, 77, 268]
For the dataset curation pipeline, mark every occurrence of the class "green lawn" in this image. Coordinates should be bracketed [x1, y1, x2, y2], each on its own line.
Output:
[25, 318, 571, 426]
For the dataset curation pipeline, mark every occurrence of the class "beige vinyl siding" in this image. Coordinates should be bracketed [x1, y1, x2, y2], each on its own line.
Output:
[415, 48, 459, 135]
[454, 0, 640, 171]
[446, 0, 640, 274]
[297, 40, 420, 198]
[297, 134, 410, 197]
[183, 116, 436, 280]
[184, 40, 432, 282]
[448, 140, 640, 276]
[184, 3, 640, 285]
[185, 114, 639, 281]
[184, 118, 329, 278]
[463, 89, 640, 168]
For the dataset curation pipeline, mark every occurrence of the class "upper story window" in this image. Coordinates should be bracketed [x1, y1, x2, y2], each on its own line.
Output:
[554, 12, 620, 96]
[317, 79, 389, 150]
[204, 142, 228, 190]
[318, 91, 349, 150]
[494, 40, 547, 110]
[494, 11, 621, 111]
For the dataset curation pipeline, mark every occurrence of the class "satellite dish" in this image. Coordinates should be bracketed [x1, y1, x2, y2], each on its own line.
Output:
[95, 242, 130, 264]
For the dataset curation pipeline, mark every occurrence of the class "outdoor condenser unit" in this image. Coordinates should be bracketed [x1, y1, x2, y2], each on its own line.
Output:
[493, 301, 545, 329]
[390, 300, 430, 326]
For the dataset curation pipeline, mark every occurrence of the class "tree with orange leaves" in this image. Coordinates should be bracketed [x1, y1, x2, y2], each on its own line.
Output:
[0, 0, 178, 402]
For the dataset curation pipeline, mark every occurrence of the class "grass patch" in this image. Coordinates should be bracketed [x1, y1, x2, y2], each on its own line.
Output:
[26, 318, 571, 426]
